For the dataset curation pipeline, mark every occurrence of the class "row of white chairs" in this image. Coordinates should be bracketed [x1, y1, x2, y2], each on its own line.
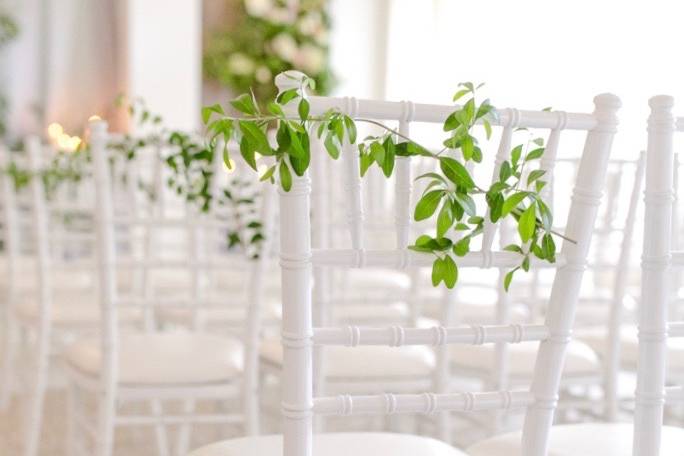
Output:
[1, 76, 684, 456]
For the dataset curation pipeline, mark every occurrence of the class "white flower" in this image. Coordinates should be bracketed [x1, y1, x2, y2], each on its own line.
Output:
[245, 0, 272, 17]
[229, 53, 255, 75]
[255, 66, 272, 84]
[271, 34, 298, 62]
[297, 12, 321, 36]
[296, 43, 325, 74]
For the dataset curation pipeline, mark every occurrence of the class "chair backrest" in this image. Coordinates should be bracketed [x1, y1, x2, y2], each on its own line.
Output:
[275, 72, 620, 456]
[633, 95, 684, 455]
[88, 120, 277, 433]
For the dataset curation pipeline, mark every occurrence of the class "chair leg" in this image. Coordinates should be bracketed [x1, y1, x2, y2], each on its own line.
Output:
[66, 382, 78, 456]
[0, 314, 18, 410]
[175, 399, 195, 456]
[22, 330, 50, 456]
[94, 389, 117, 456]
[151, 399, 170, 456]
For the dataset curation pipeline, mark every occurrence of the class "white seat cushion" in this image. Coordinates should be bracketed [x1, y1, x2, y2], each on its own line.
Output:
[332, 301, 409, 324]
[260, 339, 435, 378]
[15, 290, 142, 325]
[189, 433, 466, 456]
[577, 326, 684, 370]
[451, 339, 599, 377]
[65, 332, 243, 384]
[156, 297, 282, 326]
[467, 423, 684, 455]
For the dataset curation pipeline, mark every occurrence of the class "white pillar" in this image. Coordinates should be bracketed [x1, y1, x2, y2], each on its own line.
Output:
[125, 0, 202, 131]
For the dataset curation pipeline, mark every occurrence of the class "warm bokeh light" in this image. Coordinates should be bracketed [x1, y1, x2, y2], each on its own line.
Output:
[88, 115, 102, 122]
[47, 122, 63, 139]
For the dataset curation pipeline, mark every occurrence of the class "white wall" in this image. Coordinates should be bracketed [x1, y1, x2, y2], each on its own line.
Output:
[126, 0, 202, 131]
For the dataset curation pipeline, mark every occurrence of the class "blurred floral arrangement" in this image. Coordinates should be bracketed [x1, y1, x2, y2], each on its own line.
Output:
[0, 12, 19, 137]
[203, 0, 334, 104]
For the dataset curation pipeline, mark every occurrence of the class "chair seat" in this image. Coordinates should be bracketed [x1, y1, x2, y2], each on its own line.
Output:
[577, 326, 684, 370]
[15, 291, 142, 325]
[260, 339, 435, 379]
[189, 432, 466, 456]
[466, 423, 684, 455]
[332, 301, 409, 324]
[451, 339, 600, 377]
[65, 332, 243, 385]
[156, 298, 282, 326]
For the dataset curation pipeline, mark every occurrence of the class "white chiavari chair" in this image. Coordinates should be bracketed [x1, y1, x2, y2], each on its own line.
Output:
[468, 96, 684, 456]
[189, 74, 624, 456]
[1, 137, 132, 456]
[62, 120, 276, 456]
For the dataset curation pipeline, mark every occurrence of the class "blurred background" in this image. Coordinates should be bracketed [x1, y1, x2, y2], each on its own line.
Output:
[1, 0, 684, 155]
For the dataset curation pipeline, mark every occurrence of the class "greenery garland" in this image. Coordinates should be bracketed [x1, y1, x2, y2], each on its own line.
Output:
[0, 12, 19, 137]
[203, 72, 567, 290]
[2, 99, 265, 256]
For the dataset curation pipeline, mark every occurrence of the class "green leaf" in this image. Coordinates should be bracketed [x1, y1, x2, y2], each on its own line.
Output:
[240, 138, 257, 171]
[440, 157, 475, 189]
[461, 135, 474, 160]
[443, 112, 460, 131]
[436, 203, 453, 238]
[414, 190, 444, 221]
[453, 193, 476, 217]
[231, 94, 257, 115]
[343, 115, 357, 143]
[453, 236, 470, 257]
[276, 89, 299, 105]
[542, 233, 556, 262]
[298, 98, 310, 121]
[525, 147, 545, 161]
[289, 133, 310, 176]
[260, 165, 276, 182]
[488, 192, 504, 222]
[518, 204, 537, 242]
[537, 199, 553, 232]
[432, 257, 445, 287]
[535, 180, 547, 193]
[202, 103, 224, 124]
[499, 161, 512, 182]
[442, 255, 458, 288]
[359, 150, 373, 177]
[511, 145, 523, 169]
[483, 119, 492, 139]
[522, 256, 530, 272]
[503, 244, 523, 253]
[222, 148, 232, 170]
[452, 89, 470, 102]
[279, 160, 292, 191]
[268, 102, 284, 116]
[370, 141, 385, 167]
[504, 267, 520, 292]
[288, 127, 307, 159]
[381, 137, 395, 177]
[239, 121, 272, 155]
[527, 169, 546, 187]
[325, 135, 340, 159]
[533, 138, 545, 147]
[502, 191, 529, 216]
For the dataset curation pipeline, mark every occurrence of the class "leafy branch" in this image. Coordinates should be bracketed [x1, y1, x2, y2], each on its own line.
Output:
[203, 72, 569, 290]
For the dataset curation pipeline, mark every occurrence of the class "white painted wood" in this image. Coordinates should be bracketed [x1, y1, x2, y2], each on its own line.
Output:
[273, 73, 619, 456]
[521, 93, 620, 455]
[603, 151, 645, 420]
[23, 136, 54, 456]
[633, 95, 676, 456]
